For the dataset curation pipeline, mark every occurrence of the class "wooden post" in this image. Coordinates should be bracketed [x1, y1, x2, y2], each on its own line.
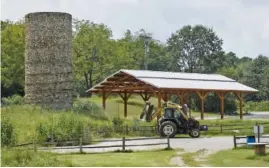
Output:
[167, 136, 170, 149]
[124, 92, 127, 118]
[201, 98, 204, 120]
[235, 92, 243, 120]
[217, 92, 225, 120]
[122, 137, 126, 151]
[140, 92, 151, 102]
[119, 91, 132, 118]
[157, 92, 162, 119]
[196, 91, 208, 120]
[239, 96, 243, 119]
[162, 92, 168, 102]
[102, 91, 106, 110]
[233, 135, 237, 148]
[177, 91, 185, 106]
[79, 137, 83, 153]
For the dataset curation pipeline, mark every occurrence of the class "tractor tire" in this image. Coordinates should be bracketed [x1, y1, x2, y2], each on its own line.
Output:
[159, 121, 177, 138]
[189, 129, 200, 138]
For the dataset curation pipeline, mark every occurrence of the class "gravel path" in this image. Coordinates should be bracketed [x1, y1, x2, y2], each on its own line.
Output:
[41, 136, 238, 154]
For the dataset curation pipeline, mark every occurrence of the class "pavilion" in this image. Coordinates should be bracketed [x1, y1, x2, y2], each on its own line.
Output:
[86, 69, 258, 120]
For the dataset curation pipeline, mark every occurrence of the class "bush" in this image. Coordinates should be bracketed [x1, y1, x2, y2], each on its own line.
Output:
[1, 117, 16, 146]
[244, 101, 269, 112]
[36, 113, 84, 142]
[1, 149, 73, 167]
[73, 99, 107, 120]
[112, 117, 124, 128]
[1, 94, 24, 106]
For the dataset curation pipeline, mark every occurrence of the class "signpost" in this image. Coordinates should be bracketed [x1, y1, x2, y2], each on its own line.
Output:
[254, 125, 264, 143]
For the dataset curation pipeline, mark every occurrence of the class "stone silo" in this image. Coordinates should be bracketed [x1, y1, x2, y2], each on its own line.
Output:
[24, 12, 73, 109]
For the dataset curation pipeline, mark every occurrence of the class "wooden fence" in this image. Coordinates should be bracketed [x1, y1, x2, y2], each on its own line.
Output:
[233, 135, 269, 148]
[205, 122, 269, 134]
[24, 136, 171, 153]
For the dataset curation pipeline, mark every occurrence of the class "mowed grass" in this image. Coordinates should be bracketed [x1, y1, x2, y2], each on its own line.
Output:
[88, 95, 219, 119]
[56, 149, 177, 167]
[206, 148, 269, 167]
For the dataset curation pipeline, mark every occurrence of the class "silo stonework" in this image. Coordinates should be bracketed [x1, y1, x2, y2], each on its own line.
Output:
[24, 12, 73, 109]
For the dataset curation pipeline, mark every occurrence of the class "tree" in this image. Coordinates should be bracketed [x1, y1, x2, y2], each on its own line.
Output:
[242, 55, 269, 101]
[72, 19, 115, 95]
[166, 25, 223, 73]
[1, 21, 25, 96]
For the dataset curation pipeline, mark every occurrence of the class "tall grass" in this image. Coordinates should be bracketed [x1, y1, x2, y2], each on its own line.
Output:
[1, 148, 73, 167]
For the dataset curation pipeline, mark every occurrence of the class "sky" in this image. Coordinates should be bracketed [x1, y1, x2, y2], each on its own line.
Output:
[1, 0, 269, 58]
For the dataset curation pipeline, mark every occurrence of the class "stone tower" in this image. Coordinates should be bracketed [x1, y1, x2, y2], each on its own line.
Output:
[24, 12, 73, 109]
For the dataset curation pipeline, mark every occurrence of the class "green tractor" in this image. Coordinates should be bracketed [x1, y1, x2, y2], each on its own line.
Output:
[140, 101, 208, 138]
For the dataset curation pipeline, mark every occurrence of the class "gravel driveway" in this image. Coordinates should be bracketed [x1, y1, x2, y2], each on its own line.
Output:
[41, 136, 242, 154]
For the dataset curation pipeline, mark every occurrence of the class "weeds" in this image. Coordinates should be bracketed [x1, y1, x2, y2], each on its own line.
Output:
[1, 148, 73, 167]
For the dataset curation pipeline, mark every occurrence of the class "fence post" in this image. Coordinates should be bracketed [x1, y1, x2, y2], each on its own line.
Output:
[167, 136, 170, 149]
[33, 140, 37, 152]
[79, 137, 83, 153]
[122, 137, 126, 152]
[258, 125, 260, 143]
[233, 135, 237, 148]
[220, 124, 223, 133]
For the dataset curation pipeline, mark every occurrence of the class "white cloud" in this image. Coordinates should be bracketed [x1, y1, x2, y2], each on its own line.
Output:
[1, 0, 269, 58]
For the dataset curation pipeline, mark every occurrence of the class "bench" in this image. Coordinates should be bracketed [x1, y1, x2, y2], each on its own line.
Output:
[247, 142, 268, 155]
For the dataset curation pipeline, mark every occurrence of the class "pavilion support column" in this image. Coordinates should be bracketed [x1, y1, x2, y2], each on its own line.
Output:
[235, 92, 244, 120]
[177, 92, 185, 106]
[183, 92, 190, 105]
[196, 91, 209, 120]
[119, 91, 132, 118]
[216, 92, 225, 120]
[140, 92, 151, 102]
[102, 91, 107, 110]
[162, 92, 169, 102]
[157, 92, 162, 119]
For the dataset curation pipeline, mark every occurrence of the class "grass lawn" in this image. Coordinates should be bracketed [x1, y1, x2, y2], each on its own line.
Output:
[89, 95, 219, 119]
[56, 149, 177, 167]
[206, 148, 269, 167]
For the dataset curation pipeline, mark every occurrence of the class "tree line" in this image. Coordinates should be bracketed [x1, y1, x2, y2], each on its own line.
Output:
[1, 18, 269, 112]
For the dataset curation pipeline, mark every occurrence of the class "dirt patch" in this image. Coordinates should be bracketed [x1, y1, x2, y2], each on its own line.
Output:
[169, 151, 187, 167]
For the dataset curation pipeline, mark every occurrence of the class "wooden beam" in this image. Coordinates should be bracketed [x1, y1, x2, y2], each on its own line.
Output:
[140, 92, 151, 102]
[162, 92, 169, 102]
[119, 91, 132, 118]
[177, 91, 184, 106]
[216, 92, 225, 120]
[196, 91, 208, 120]
[102, 90, 106, 109]
[234, 92, 243, 119]
[124, 92, 128, 118]
[157, 91, 162, 119]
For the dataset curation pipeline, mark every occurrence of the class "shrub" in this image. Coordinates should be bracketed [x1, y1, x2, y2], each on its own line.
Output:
[36, 113, 84, 142]
[94, 123, 114, 138]
[73, 99, 107, 120]
[1, 117, 16, 146]
[1, 94, 24, 106]
[112, 117, 124, 127]
[244, 101, 269, 112]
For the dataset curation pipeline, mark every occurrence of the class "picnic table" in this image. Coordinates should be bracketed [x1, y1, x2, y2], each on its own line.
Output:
[248, 142, 268, 155]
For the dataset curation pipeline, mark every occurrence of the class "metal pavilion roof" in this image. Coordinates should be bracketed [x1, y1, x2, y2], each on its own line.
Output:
[87, 69, 258, 93]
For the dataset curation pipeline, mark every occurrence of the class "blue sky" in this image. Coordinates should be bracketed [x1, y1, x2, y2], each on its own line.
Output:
[1, 0, 269, 58]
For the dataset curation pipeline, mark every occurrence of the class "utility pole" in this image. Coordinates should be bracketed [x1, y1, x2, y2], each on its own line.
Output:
[140, 34, 151, 70]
